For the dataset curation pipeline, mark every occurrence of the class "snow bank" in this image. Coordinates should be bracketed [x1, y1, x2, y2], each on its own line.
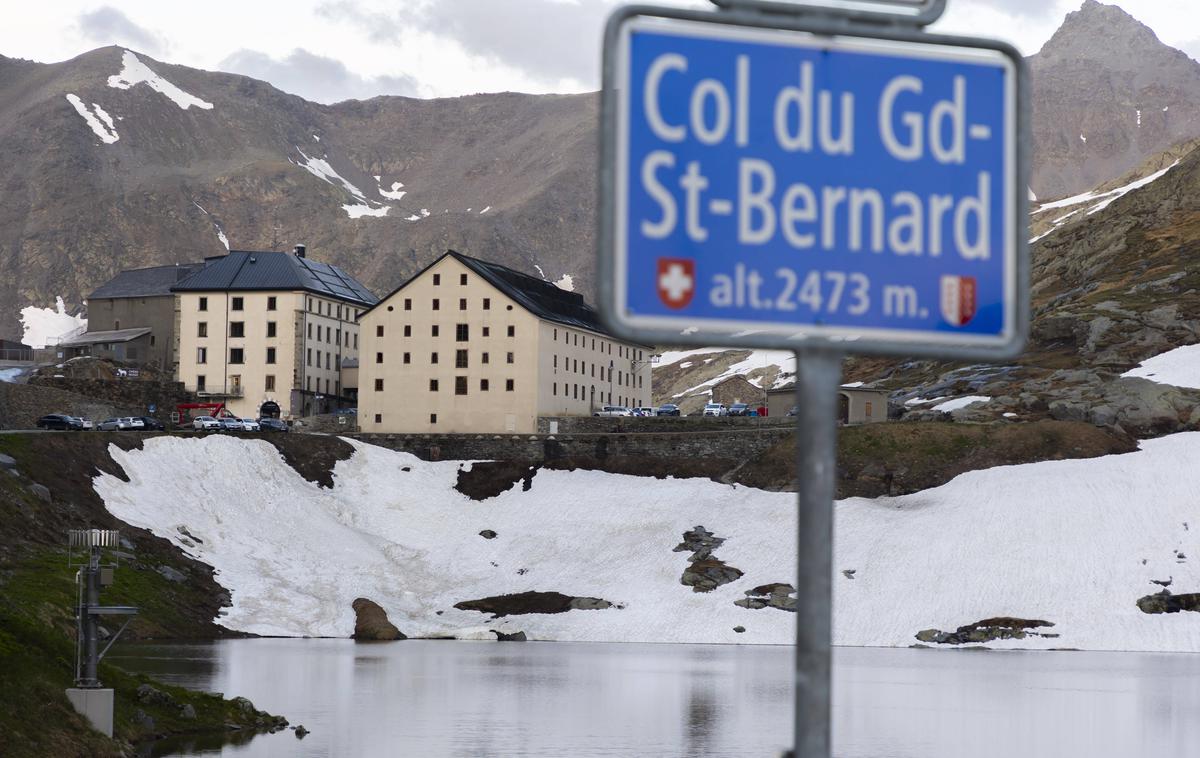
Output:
[94, 434, 1200, 652]
[377, 180, 407, 200]
[107, 50, 213, 110]
[931, 395, 989, 412]
[1121, 344, 1200, 389]
[20, 297, 86, 348]
[292, 148, 368, 201]
[342, 204, 390, 219]
[65, 94, 118, 144]
[553, 274, 575, 292]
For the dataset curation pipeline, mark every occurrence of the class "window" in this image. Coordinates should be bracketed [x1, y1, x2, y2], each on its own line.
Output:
[307, 348, 312, 366]
[483, 298, 491, 310]
[374, 379, 384, 391]
[553, 355, 557, 368]
[265, 375, 275, 391]
[507, 352, 514, 364]
[354, 334, 358, 349]
[456, 324, 469, 341]
[432, 298, 440, 311]
[377, 325, 384, 337]
[317, 352, 322, 368]
[307, 323, 313, 339]
[307, 297, 312, 311]
[433, 273, 441, 285]
[199, 297, 208, 311]
[460, 273, 468, 285]
[554, 329, 558, 341]
[230, 322, 244, 338]
[267, 321, 276, 338]
[267, 296, 277, 311]
[197, 375, 206, 391]
[198, 322, 207, 338]
[325, 352, 331, 369]
[150, 335, 155, 346]
[506, 379, 514, 392]
[456, 350, 468, 368]
[114, 319, 120, 330]
[335, 328, 341, 345]
[553, 382, 557, 395]
[266, 347, 276, 364]
[196, 347, 207, 364]
[430, 413, 437, 424]
[429, 379, 439, 391]
[230, 348, 244, 364]
[232, 297, 243, 311]
[507, 325, 515, 337]
[573, 359, 578, 373]
[432, 325, 439, 337]
[481, 379, 490, 391]
[306, 377, 311, 391]
[326, 326, 331, 342]
[337, 305, 342, 320]
[431, 352, 439, 364]
[375, 414, 382, 424]
[455, 376, 468, 395]
[403, 352, 411, 364]
[404, 298, 412, 311]
[573, 385, 578, 400]
[458, 298, 466, 311]
[482, 352, 490, 364]
[482, 327, 490, 337]
[376, 352, 384, 364]
[865, 401, 874, 417]
[403, 325, 411, 337]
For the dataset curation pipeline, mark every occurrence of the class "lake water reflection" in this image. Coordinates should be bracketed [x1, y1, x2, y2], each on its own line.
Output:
[108, 639, 1200, 757]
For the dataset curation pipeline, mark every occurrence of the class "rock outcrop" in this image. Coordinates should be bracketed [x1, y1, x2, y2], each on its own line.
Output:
[351, 597, 406, 641]
[673, 526, 744, 593]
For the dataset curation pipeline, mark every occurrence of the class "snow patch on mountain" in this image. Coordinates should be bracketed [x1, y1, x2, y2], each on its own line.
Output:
[342, 204, 390, 219]
[480, 206, 491, 214]
[931, 395, 990, 412]
[92, 434, 1200, 652]
[1121, 344, 1200, 389]
[107, 50, 213, 110]
[65, 94, 118, 144]
[377, 180, 407, 200]
[664, 349, 797, 399]
[20, 297, 86, 349]
[292, 148, 368, 201]
[554, 274, 575, 292]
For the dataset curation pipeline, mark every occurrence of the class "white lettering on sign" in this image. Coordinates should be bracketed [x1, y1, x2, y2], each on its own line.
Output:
[638, 54, 995, 261]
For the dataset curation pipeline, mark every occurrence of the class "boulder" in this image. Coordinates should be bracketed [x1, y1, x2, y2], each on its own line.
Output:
[479, 529, 498, 539]
[29, 483, 51, 503]
[179, 704, 196, 720]
[351, 597, 406, 640]
[156, 565, 186, 583]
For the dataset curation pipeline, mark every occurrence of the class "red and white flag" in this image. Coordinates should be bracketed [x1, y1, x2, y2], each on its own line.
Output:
[657, 258, 695, 310]
[940, 275, 977, 327]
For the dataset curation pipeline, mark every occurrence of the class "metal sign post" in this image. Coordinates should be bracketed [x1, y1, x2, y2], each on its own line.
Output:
[598, 1, 1029, 756]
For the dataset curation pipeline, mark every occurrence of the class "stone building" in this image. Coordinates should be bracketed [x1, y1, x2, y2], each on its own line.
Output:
[766, 384, 890, 424]
[75, 263, 205, 370]
[172, 246, 377, 418]
[358, 251, 654, 434]
[711, 376, 767, 409]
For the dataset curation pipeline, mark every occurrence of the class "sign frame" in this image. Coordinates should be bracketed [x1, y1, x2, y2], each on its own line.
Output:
[597, 4, 1031, 361]
[710, 0, 947, 26]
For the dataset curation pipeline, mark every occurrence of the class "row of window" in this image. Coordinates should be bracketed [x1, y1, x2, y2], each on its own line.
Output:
[197, 296, 278, 313]
[552, 382, 640, 407]
[197, 321, 278, 339]
[375, 350, 514, 367]
[196, 347, 277, 365]
[431, 273, 470, 286]
[551, 356, 643, 388]
[373, 377, 515, 394]
[552, 327, 644, 361]
[308, 322, 354, 348]
[306, 297, 360, 322]
[373, 323, 513, 340]
[194, 374, 276, 392]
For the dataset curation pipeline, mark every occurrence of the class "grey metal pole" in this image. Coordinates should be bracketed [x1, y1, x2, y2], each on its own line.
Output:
[83, 546, 100, 687]
[792, 348, 841, 758]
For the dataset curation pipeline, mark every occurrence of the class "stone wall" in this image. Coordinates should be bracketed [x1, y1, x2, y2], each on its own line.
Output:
[354, 427, 793, 464]
[535, 415, 793, 435]
[25, 377, 193, 422]
[0, 382, 140, 429]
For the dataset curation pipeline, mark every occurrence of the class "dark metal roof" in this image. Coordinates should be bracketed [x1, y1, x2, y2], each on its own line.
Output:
[60, 327, 152, 346]
[89, 263, 207, 300]
[171, 250, 378, 306]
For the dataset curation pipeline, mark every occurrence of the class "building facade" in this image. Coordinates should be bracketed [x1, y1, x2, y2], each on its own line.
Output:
[83, 263, 205, 370]
[358, 252, 653, 434]
[766, 385, 890, 423]
[172, 247, 377, 418]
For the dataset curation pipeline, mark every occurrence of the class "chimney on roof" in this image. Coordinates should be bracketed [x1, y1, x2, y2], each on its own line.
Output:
[294, 244, 306, 259]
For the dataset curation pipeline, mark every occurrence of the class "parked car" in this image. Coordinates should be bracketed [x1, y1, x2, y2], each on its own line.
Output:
[786, 406, 799, 417]
[635, 407, 656, 417]
[137, 417, 166, 431]
[593, 405, 632, 417]
[656, 404, 681, 416]
[192, 415, 221, 431]
[702, 403, 728, 417]
[219, 416, 245, 432]
[71, 416, 94, 430]
[36, 414, 83, 431]
[258, 417, 290, 433]
[728, 403, 751, 416]
[118, 417, 146, 431]
[334, 407, 357, 416]
[97, 418, 126, 431]
[240, 418, 261, 432]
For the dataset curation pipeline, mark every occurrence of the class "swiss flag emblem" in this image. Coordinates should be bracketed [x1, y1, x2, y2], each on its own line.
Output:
[940, 275, 978, 327]
[657, 258, 695, 310]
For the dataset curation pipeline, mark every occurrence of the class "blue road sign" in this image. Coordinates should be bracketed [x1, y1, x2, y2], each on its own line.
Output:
[601, 12, 1027, 357]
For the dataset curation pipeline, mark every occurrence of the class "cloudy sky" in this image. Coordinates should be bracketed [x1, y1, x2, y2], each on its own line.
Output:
[3, 0, 1199, 103]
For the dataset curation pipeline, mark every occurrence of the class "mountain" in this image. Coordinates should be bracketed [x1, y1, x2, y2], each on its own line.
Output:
[0, 46, 595, 340]
[1029, 0, 1200, 199]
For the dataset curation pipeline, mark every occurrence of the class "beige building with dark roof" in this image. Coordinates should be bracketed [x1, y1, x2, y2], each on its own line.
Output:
[358, 251, 653, 434]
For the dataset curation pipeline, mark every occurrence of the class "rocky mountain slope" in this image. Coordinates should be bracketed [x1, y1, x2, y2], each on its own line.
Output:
[1029, 0, 1200, 199]
[2, 1, 1197, 342]
[0, 46, 594, 339]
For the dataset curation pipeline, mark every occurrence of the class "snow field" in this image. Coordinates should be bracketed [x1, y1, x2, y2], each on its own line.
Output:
[94, 434, 1200, 652]
[107, 50, 213, 110]
[66, 94, 119, 144]
[1121, 344, 1200, 389]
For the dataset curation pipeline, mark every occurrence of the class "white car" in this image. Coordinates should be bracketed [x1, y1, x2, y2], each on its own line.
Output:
[192, 415, 221, 431]
[636, 407, 656, 417]
[119, 417, 146, 430]
[702, 403, 728, 417]
[71, 417, 94, 430]
[240, 418, 260, 432]
[593, 405, 633, 417]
